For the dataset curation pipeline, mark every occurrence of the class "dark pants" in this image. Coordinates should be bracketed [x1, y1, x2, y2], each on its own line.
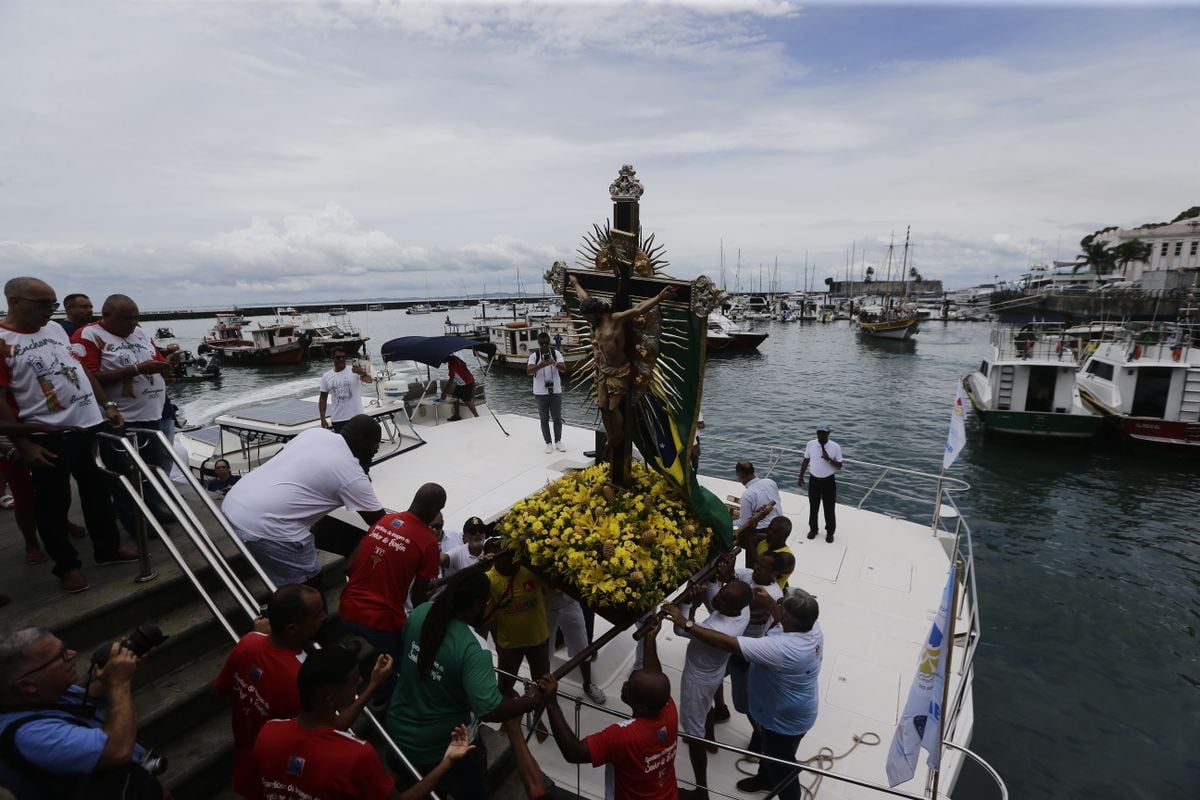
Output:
[112, 420, 173, 534]
[392, 735, 489, 800]
[341, 618, 403, 706]
[330, 419, 349, 434]
[536, 392, 563, 444]
[27, 428, 122, 576]
[756, 727, 805, 800]
[808, 475, 836, 535]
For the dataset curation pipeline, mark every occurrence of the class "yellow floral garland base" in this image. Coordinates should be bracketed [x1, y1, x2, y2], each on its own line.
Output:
[498, 462, 711, 613]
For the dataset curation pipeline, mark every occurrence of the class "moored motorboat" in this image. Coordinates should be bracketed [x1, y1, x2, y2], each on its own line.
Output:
[707, 311, 769, 352]
[405, 303, 432, 315]
[963, 324, 1102, 438]
[1076, 325, 1200, 449]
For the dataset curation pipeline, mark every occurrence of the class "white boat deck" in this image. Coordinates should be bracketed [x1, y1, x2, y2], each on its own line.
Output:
[327, 412, 973, 799]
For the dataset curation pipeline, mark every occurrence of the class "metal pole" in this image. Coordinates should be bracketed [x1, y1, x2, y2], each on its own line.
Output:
[929, 558, 962, 800]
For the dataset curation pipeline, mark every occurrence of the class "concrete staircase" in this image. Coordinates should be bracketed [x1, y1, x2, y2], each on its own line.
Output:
[1, 492, 543, 799]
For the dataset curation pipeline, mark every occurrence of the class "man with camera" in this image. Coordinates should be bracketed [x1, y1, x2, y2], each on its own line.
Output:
[0, 626, 163, 799]
[527, 332, 566, 454]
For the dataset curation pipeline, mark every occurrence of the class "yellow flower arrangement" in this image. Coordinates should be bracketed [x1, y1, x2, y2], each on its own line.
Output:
[497, 462, 713, 613]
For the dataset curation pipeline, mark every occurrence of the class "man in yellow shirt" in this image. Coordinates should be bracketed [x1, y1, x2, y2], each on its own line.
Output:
[487, 547, 551, 699]
[755, 517, 795, 591]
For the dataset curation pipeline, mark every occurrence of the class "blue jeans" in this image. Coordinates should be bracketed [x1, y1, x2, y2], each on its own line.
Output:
[536, 392, 563, 443]
[111, 419, 174, 535]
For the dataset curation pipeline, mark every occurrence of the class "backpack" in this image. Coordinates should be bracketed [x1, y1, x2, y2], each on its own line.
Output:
[0, 711, 163, 800]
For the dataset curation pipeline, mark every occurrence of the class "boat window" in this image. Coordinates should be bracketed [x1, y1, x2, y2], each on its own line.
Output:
[979, 361, 989, 377]
[1085, 360, 1114, 380]
[1131, 367, 1173, 418]
[1026, 366, 1057, 413]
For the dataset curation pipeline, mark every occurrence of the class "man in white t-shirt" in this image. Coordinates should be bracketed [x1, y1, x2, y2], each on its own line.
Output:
[441, 515, 486, 578]
[663, 579, 751, 800]
[526, 332, 566, 454]
[798, 423, 844, 543]
[221, 415, 386, 586]
[74, 294, 176, 527]
[0, 278, 137, 593]
[318, 349, 370, 433]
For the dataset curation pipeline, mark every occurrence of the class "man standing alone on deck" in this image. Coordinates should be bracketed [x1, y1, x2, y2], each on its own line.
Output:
[319, 348, 371, 433]
[798, 423, 843, 543]
[527, 332, 566, 453]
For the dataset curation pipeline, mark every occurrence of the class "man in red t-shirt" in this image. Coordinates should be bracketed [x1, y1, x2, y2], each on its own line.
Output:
[338, 482, 446, 705]
[440, 355, 478, 421]
[250, 646, 475, 800]
[539, 618, 679, 800]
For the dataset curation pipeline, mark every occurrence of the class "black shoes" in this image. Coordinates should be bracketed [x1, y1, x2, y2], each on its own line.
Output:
[826, 532, 835, 543]
[806, 530, 817, 540]
[736, 776, 770, 793]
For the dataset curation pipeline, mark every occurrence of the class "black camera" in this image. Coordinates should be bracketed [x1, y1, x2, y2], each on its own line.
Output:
[92, 622, 168, 667]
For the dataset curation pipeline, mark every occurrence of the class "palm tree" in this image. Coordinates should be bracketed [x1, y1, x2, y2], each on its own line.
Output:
[1076, 234, 1117, 277]
[865, 266, 875, 283]
[1112, 239, 1153, 278]
[908, 266, 924, 283]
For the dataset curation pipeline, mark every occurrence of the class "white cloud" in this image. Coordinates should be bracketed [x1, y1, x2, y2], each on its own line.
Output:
[0, 1, 1197, 306]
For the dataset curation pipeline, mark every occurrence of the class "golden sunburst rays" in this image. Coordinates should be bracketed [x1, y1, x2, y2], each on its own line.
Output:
[576, 222, 670, 276]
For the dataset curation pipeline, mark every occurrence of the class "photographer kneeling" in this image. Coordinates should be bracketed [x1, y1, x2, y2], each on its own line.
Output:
[0, 627, 162, 800]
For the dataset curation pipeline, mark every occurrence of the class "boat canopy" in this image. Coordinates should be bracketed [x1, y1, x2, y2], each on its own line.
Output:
[380, 335, 497, 367]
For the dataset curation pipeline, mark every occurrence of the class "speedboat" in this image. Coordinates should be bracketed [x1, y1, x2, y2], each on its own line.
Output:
[963, 324, 1101, 438]
[707, 312, 769, 352]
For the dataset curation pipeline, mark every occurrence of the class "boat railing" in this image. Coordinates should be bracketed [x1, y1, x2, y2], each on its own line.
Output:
[94, 427, 447, 800]
[990, 325, 1079, 362]
[496, 653, 1007, 799]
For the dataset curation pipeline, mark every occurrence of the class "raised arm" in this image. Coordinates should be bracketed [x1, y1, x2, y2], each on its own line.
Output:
[662, 603, 741, 657]
[641, 616, 664, 675]
[612, 285, 677, 323]
[568, 273, 591, 303]
[536, 674, 591, 764]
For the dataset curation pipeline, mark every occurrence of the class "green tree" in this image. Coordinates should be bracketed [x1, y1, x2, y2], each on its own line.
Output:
[908, 266, 924, 283]
[1170, 206, 1200, 224]
[865, 266, 875, 283]
[1112, 239, 1153, 275]
[824, 276, 834, 288]
[1076, 233, 1118, 277]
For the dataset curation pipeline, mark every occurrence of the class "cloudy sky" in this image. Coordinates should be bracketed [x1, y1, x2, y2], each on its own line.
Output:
[1, 1, 1197, 309]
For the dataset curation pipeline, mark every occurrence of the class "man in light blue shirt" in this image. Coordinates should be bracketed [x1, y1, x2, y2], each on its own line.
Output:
[660, 589, 821, 800]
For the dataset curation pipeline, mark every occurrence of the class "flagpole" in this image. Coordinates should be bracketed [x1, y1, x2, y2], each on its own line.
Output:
[928, 558, 962, 800]
[931, 463, 945, 534]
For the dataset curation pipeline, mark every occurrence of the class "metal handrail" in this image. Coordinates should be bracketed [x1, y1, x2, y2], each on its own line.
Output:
[508, 672, 1007, 800]
[100, 428, 443, 800]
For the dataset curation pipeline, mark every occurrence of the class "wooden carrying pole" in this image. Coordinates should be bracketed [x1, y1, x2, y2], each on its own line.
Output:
[929, 558, 962, 800]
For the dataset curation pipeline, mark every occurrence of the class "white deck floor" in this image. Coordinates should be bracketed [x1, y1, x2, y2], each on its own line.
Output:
[330, 411, 973, 799]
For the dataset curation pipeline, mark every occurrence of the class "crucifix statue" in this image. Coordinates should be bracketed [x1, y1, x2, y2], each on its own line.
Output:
[547, 165, 701, 488]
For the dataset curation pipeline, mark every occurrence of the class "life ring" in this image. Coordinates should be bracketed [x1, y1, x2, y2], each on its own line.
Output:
[504, 321, 528, 329]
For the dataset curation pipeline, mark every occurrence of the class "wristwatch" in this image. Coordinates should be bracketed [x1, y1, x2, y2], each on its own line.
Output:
[104, 401, 118, 409]
[684, 619, 695, 630]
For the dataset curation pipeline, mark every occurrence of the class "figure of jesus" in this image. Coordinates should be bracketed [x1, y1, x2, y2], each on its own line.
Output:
[569, 274, 676, 449]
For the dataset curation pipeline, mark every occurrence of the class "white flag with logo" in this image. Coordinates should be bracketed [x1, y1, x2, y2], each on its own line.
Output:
[943, 383, 967, 469]
[885, 564, 957, 787]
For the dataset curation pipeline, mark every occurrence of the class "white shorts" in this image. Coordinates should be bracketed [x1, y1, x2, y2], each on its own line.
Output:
[680, 673, 723, 737]
[545, 593, 589, 657]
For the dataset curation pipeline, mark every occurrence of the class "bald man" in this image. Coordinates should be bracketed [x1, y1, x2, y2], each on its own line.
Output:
[538, 617, 679, 800]
[74, 295, 176, 527]
[0, 278, 136, 593]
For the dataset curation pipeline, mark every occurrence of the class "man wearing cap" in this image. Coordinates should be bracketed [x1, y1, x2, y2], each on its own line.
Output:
[798, 424, 843, 543]
[442, 516, 487, 578]
[662, 590, 823, 800]
[735, 461, 782, 557]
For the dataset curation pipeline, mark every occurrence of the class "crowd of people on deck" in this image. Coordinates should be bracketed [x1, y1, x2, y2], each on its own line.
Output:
[0, 276, 845, 800]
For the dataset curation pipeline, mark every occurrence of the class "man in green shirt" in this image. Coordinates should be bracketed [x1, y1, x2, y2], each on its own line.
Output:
[386, 570, 543, 799]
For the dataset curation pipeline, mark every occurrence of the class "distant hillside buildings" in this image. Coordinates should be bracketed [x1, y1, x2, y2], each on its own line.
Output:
[1097, 216, 1200, 289]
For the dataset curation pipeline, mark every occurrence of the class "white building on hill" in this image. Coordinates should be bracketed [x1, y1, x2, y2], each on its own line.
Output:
[1099, 217, 1200, 288]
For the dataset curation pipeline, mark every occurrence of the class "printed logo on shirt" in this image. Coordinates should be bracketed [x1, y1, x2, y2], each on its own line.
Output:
[67, 343, 87, 360]
[286, 755, 305, 777]
[249, 664, 263, 682]
[656, 726, 668, 742]
[389, 518, 406, 529]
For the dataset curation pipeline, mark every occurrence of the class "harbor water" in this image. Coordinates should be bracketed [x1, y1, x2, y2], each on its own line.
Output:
[165, 308, 1199, 799]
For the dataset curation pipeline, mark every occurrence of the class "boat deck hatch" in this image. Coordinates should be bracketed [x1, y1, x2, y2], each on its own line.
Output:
[794, 539, 846, 581]
[825, 654, 901, 723]
[859, 555, 913, 592]
[227, 398, 319, 426]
